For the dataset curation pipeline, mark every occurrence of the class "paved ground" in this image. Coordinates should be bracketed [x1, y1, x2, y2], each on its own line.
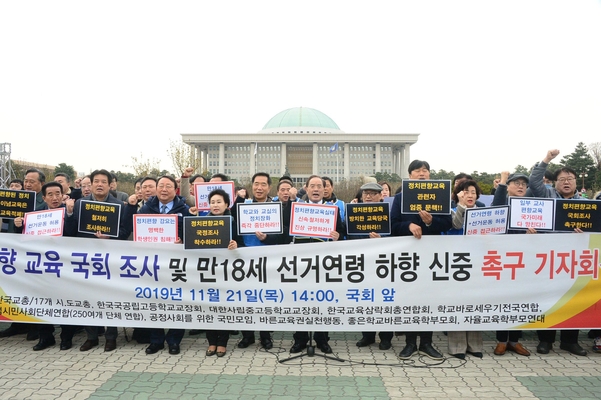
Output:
[1, 324, 600, 400]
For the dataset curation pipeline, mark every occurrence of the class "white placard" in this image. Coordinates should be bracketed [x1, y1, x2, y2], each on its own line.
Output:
[194, 182, 236, 210]
[509, 197, 555, 231]
[133, 214, 178, 243]
[237, 202, 282, 234]
[22, 208, 65, 236]
[465, 206, 509, 235]
[290, 202, 338, 238]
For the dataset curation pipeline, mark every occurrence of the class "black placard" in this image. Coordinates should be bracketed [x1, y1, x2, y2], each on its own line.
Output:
[401, 180, 451, 215]
[345, 202, 390, 235]
[554, 199, 601, 232]
[0, 189, 36, 219]
[184, 216, 232, 249]
[78, 200, 121, 237]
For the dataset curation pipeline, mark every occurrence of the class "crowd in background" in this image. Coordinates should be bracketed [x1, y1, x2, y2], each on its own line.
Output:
[1, 148, 601, 360]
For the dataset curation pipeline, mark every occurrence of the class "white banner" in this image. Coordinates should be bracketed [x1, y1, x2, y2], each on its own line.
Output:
[1, 233, 601, 331]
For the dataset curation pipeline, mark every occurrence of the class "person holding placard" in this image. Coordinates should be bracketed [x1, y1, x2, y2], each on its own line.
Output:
[64, 169, 137, 352]
[13, 181, 80, 351]
[350, 182, 394, 351]
[290, 175, 346, 355]
[528, 150, 587, 357]
[0, 169, 47, 341]
[490, 171, 532, 357]
[204, 189, 242, 357]
[235, 172, 276, 351]
[138, 175, 194, 356]
[391, 160, 451, 360]
[444, 180, 485, 360]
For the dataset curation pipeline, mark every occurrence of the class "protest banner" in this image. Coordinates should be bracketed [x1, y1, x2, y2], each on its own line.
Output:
[1, 233, 600, 332]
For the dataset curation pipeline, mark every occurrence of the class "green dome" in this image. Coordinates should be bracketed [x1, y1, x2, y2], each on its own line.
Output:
[262, 107, 340, 131]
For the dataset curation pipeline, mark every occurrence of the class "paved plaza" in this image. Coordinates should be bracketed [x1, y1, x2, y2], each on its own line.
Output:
[1, 325, 600, 400]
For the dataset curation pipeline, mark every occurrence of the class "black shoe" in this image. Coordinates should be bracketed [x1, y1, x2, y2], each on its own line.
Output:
[419, 343, 444, 360]
[0, 325, 29, 338]
[290, 342, 307, 353]
[467, 351, 483, 358]
[189, 329, 204, 336]
[60, 340, 72, 350]
[26, 330, 39, 341]
[560, 342, 587, 356]
[536, 341, 551, 354]
[168, 344, 180, 355]
[145, 343, 165, 354]
[33, 338, 56, 351]
[104, 339, 117, 352]
[260, 338, 273, 350]
[451, 353, 465, 360]
[237, 337, 255, 348]
[356, 338, 375, 347]
[399, 343, 417, 359]
[317, 342, 332, 354]
[379, 340, 392, 350]
[80, 339, 99, 351]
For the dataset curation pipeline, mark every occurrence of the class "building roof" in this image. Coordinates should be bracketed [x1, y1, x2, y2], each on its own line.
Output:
[260, 107, 343, 133]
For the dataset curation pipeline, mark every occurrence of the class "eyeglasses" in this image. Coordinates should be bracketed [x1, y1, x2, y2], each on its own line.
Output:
[510, 181, 527, 187]
[557, 177, 575, 183]
[363, 191, 380, 197]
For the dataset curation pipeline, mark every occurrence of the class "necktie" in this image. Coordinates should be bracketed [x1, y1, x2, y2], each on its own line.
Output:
[160, 205, 167, 214]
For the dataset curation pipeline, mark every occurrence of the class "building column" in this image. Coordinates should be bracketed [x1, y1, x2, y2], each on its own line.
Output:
[281, 143, 287, 176]
[193, 145, 200, 172]
[344, 143, 350, 181]
[401, 144, 410, 179]
[250, 143, 257, 176]
[375, 143, 381, 173]
[312, 143, 318, 175]
[219, 143, 225, 174]
[202, 147, 208, 174]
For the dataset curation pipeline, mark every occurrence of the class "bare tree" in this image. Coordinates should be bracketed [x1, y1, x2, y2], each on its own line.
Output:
[168, 139, 201, 175]
[589, 142, 601, 170]
[129, 153, 163, 177]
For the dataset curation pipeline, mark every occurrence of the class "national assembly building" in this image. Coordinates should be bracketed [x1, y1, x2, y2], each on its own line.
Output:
[181, 107, 419, 185]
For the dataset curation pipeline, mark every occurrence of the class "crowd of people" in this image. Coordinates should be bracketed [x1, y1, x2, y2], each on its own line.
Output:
[1, 148, 600, 360]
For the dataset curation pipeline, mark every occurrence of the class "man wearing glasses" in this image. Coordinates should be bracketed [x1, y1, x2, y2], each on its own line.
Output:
[529, 149, 582, 200]
[528, 149, 587, 356]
